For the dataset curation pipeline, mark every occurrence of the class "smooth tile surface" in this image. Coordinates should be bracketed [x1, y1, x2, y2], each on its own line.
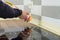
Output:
[5, 0, 24, 5]
[24, 5, 31, 13]
[31, 0, 41, 5]
[42, 6, 60, 19]
[42, 0, 60, 6]
[31, 5, 41, 16]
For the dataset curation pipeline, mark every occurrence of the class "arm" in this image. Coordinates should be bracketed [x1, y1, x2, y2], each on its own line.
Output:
[0, 1, 30, 22]
[0, 1, 22, 18]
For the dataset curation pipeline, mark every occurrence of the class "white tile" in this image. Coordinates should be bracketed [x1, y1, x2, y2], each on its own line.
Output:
[42, 0, 60, 6]
[15, 5, 24, 10]
[42, 6, 60, 19]
[31, 5, 41, 16]
[31, 0, 41, 5]
[24, 0, 32, 5]
[24, 5, 31, 13]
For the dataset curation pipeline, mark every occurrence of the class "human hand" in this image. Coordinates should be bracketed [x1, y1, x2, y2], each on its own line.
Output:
[19, 10, 30, 22]
[19, 27, 31, 40]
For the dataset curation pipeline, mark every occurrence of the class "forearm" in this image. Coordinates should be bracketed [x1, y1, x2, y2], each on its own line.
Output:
[0, 1, 22, 18]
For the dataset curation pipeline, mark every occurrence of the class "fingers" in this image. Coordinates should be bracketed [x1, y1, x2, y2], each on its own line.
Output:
[19, 27, 31, 38]
[19, 31, 30, 38]
[19, 10, 31, 22]
[18, 27, 31, 40]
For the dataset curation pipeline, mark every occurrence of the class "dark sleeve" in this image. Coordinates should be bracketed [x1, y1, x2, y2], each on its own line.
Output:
[0, 1, 22, 18]
[13, 8, 22, 17]
[11, 36, 22, 40]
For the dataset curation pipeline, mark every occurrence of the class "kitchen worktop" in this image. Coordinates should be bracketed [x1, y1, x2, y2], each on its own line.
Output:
[0, 14, 60, 37]
[0, 17, 60, 40]
[30, 16, 60, 36]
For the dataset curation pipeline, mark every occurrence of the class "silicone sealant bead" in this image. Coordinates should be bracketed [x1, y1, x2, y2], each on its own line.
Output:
[25, 15, 30, 22]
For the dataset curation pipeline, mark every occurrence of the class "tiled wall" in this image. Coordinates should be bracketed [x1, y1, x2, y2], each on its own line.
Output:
[41, 0, 60, 27]
[4, 0, 60, 20]
[42, 0, 60, 6]
[2, 0, 60, 27]
[3, 0, 60, 35]
[3, 0, 41, 16]
[2, 0, 60, 19]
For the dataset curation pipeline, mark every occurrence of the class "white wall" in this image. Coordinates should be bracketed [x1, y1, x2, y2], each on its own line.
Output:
[42, 0, 60, 6]
[42, 0, 60, 27]
[31, 5, 41, 16]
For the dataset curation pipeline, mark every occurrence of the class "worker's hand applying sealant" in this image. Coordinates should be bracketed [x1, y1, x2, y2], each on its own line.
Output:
[19, 10, 32, 22]
[0, 1, 32, 21]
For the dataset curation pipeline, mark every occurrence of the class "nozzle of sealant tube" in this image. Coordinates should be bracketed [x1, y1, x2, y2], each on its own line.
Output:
[25, 15, 32, 22]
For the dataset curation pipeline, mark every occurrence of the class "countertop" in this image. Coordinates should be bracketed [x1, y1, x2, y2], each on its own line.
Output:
[30, 16, 60, 36]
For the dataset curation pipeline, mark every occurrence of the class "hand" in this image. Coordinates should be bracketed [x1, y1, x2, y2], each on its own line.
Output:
[19, 10, 30, 22]
[18, 27, 31, 40]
